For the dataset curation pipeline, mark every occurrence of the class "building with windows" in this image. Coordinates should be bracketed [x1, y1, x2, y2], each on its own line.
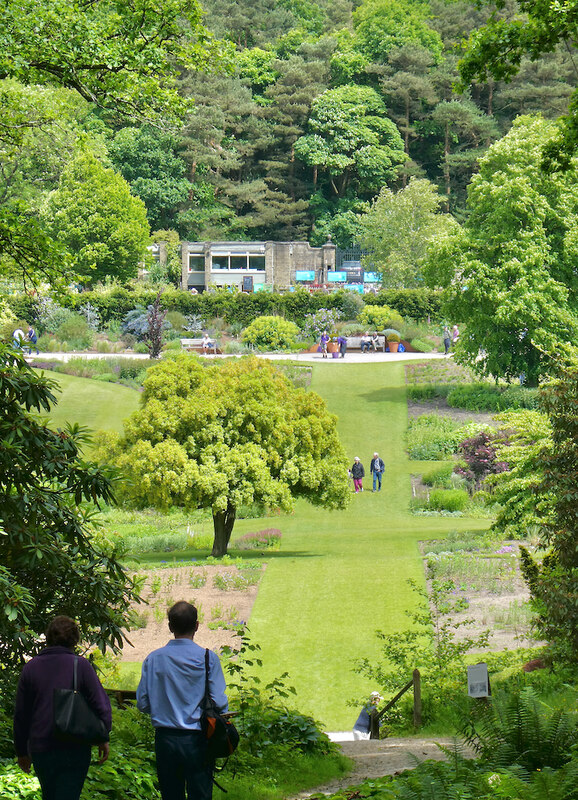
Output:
[181, 240, 336, 292]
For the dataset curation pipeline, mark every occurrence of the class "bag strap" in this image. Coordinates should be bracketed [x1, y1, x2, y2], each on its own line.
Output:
[73, 656, 78, 692]
[204, 648, 211, 705]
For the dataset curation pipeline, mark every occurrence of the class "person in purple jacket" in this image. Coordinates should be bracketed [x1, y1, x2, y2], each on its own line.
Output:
[13, 615, 112, 800]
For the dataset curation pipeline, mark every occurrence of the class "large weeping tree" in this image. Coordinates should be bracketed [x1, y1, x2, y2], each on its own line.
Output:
[0, 347, 140, 684]
[97, 355, 350, 556]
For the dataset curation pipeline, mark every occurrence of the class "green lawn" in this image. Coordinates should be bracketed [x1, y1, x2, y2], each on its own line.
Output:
[39, 371, 140, 435]
[248, 361, 489, 729]
[39, 362, 489, 730]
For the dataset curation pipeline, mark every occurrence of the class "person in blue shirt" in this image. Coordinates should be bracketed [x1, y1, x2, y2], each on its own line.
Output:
[370, 452, 385, 492]
[137, 601, 228, 800]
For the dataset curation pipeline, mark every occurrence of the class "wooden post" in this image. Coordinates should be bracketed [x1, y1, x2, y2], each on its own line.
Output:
[369, 708, 380, 739]
[413, 669, 421, 729]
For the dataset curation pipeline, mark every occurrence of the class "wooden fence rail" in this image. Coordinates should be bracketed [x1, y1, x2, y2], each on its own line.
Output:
[369, 669, 421, 739]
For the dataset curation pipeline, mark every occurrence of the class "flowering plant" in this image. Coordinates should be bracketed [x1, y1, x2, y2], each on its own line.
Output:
[302, 308, 341, 339]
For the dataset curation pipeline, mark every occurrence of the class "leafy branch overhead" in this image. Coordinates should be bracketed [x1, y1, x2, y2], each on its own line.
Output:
[0, 346, 140, 678]
[0, 0, 221, 126]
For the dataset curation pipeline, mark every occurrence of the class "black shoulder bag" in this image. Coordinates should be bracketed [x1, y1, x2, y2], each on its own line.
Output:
[201, 649, 239, 763]
[53, 656, 109, 744]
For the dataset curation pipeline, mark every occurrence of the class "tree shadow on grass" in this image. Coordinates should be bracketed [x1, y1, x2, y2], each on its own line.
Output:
[361, 386, 407, 404]
[130, 548, 318, 566]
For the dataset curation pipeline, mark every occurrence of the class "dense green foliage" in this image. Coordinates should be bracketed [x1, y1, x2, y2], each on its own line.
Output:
[2, 0, 577, 271]
[358, 179, 456, 288]
[241, 315, 301, 350]
[0, 347, 139, 689]
[43, 149, 150, 286]
[6, 286, 443, 328]
[521, 362, 578, 660]
[427, 116, 578, 385]
[459, 0, 578, 165]
[0, 0, 217, 286]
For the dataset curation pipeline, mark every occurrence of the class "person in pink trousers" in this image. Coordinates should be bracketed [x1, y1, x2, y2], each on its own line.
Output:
[351, 457, 365, 492]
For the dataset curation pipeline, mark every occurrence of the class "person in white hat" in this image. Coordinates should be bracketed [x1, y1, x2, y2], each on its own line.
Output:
[352, 691, 383, 740]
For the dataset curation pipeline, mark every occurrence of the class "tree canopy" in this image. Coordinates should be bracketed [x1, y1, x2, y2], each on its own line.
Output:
[294, 85, 406, 199]
[358, 178, 456, 288]
[0, 0, 217, 287]
[43, 148, 151, 285]
[0, 347, 139, 680]
[458, 0, 578, 164]
[3, 0, 578, 251]
[426, 116, 578, 385]
[1, 0, 216, 123]
[97, 355, 350, 556]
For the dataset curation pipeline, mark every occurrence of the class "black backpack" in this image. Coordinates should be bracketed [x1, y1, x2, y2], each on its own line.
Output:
[201, 649, 240, 762]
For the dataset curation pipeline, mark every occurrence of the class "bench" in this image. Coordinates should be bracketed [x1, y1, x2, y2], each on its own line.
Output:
[346, 336, 386, 352]
[180, 338, 220, 354]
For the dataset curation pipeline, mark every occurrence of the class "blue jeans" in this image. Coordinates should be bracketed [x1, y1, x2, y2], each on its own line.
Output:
[372, 472, 382, 491]
[32, 747, 91, 800]
[155, 728, 213, 800]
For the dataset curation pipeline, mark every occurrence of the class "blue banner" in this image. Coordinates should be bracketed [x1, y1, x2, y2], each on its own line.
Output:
[295, 271, 315, 281]
[327, 271, 347, 282]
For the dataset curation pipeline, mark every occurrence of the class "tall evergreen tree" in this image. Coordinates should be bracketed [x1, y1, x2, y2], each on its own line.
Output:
[379, 45, 438, 185]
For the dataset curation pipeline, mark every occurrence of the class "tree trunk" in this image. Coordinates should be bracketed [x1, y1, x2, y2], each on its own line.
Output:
[444, 121, 451, 212]
[211, 502, 236, 557]
[402, 97, 410, 187]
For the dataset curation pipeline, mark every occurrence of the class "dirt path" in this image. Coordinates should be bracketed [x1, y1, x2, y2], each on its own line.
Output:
[291, 738, 475, 798]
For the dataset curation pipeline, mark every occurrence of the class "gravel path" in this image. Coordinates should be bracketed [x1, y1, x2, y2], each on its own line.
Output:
[291, 737, 475, 798]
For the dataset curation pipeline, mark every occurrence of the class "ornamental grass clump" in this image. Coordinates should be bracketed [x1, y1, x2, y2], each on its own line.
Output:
[428, 488, 470, 512]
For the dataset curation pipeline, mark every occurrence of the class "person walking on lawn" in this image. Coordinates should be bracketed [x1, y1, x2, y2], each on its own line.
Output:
[351, 457, 365, 493]
[370, 452, 385, 492]
[137, 601, 229, 800]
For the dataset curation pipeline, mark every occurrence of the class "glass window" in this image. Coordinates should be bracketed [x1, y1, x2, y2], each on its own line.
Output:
[230, 255, 248, 270]
[189, 255, 205, 272]
[211, 256, 229, 270]
[249, 255, 266, 271]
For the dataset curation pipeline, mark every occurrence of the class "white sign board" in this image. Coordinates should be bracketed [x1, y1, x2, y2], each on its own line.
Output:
[468, 663, 490, 698]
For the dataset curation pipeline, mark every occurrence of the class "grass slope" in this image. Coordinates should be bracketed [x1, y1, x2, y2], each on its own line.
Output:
[248, 361, 488, 730]
[39, 362, 489, 731]
[39, 371, 140, 434]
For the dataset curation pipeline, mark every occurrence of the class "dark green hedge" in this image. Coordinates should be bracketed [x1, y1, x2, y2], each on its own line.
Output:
[12, 287, 442, 327]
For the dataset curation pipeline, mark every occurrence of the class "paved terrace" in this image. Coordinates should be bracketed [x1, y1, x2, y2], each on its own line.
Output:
[27, 350, 447, 364]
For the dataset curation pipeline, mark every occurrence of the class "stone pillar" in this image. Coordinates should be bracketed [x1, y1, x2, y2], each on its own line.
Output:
[181, 242, 189, 290]
[204, 244, 212, 290]
[322, 236, 336, 283]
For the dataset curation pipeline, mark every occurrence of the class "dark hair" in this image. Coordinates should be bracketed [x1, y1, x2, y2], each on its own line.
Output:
[168, 601, 198, 636]
[45, 616, 80, 648]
